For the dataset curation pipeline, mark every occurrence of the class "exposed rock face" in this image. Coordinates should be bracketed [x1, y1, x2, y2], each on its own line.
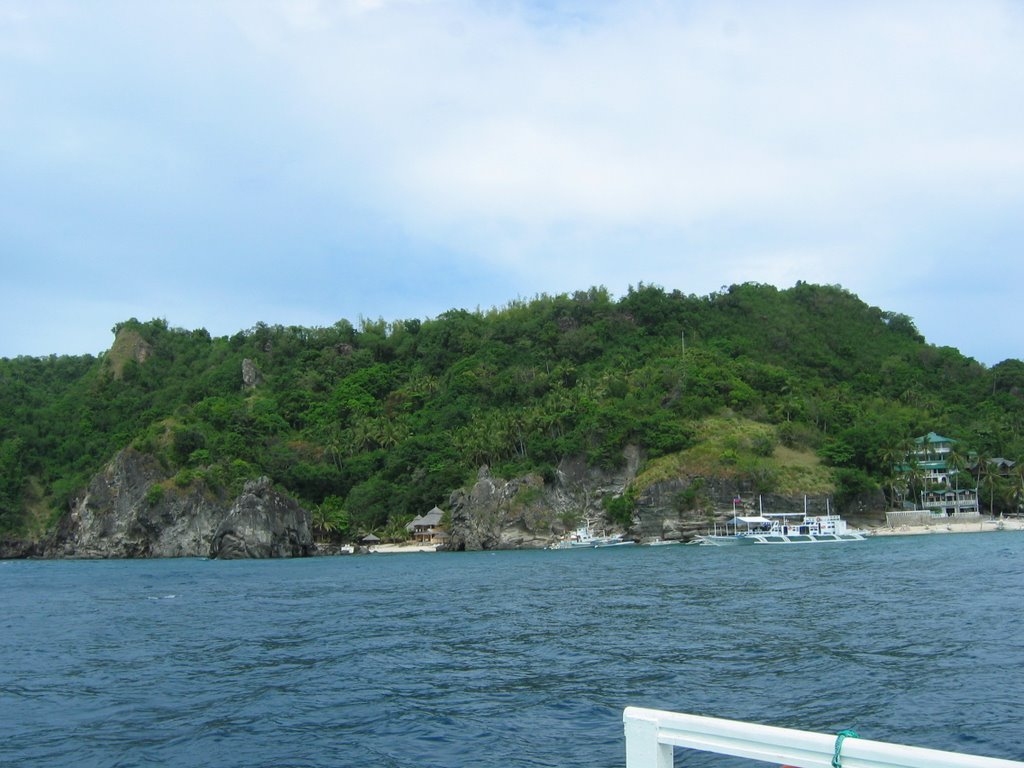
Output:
[447, 452, 639, 551]
[448, 448, 888, 549]
[49, 448, 227, 558]
[241, 358, 262, 388]
[630, 477, 841, 541]
[0, 539, 43, 559]
[107, 329, 154, 379]
[209, 477, 314, 559]
[45, 449, 313, 559]
[447, 467, 552, 550]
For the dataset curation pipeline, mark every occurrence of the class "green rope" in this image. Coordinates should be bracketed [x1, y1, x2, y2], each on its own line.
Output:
[832, 729, 860, 768]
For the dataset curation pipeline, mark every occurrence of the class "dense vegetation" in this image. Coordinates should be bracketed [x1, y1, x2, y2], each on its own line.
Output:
[2, 282, 1023, 540]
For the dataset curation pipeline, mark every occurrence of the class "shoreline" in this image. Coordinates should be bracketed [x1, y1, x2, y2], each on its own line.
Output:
[866, 518, 1024, 537]
[346, 518, 1024, 553]
[368, 542, 441, 553]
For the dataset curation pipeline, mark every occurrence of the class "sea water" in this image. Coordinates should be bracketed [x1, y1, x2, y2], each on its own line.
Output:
[2, 533, 1023, 767]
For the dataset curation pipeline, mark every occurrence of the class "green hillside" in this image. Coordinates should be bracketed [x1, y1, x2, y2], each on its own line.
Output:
[2, 282, 1022, 540]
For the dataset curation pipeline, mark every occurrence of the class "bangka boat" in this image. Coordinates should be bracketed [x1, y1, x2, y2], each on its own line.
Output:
[548, 523, 635, 549]
[695, 511, 866, 546]
[696, 495, 867, 546]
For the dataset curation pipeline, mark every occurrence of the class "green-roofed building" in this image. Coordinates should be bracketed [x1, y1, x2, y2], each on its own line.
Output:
[905, 432, 979, 517]
[911, 432, 958, 486]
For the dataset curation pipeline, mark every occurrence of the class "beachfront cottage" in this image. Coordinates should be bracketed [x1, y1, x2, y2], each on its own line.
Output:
[405, 505, 446, 544]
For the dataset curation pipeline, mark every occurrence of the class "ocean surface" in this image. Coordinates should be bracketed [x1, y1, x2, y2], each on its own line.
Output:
[2, 533, 1023, 768]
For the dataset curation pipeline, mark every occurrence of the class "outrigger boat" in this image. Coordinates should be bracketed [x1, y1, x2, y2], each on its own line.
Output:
[695, 496, 866, 546]
[548, 520, 635, 549]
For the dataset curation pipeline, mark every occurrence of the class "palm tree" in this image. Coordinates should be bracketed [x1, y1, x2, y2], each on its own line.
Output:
[1007, 468, 1024, 518]
[879, 442, 909, 507]
[976, 453, 1002, 516]
[311, 505, 337, 542]
[312, 500, 349, 542]
[382, 517, 412, 544]
[904, 457, 924, 510]
[921, 433, 945, 463]
[945, 444, 967, 494]
[1013, 460, 1024, 516]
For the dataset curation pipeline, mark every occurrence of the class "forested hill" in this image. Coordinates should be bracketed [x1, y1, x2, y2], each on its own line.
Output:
[2, 282, 1023, 539]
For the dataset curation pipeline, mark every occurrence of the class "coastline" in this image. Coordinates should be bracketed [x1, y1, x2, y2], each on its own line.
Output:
[354, 518, 1024, 552]
[368, 542, 441, 553]
[866, 518, 1024, 537]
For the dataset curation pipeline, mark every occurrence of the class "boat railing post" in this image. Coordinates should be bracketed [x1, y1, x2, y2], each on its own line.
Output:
[624, 708, 673, 768]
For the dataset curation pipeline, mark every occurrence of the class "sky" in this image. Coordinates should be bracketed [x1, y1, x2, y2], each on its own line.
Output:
[2, 1, 1023, 365]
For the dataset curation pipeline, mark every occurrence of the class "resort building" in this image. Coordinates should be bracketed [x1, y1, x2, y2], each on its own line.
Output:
[909, 432, 956, 485]
[405, 505, 448, 545]
[904, 432, 979, 517]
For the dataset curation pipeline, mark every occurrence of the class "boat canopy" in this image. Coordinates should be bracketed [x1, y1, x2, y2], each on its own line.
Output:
[729, 516, 774, 525]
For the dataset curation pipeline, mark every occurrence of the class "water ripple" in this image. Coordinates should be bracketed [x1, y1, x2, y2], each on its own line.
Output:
[2, 535, 1023, 766]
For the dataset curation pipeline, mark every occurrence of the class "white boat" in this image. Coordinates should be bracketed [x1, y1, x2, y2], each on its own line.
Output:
[695, 497, 866, 546]
[548, 522, 635, 549]
[641, 538, 680, 546]
[696, 512, 866, 545]
[593, 537, 636, 548]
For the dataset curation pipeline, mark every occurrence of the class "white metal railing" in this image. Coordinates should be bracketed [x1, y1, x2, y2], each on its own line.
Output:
[623, 708, 1024, 768]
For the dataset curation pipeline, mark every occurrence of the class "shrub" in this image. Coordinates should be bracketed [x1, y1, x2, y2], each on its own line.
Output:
[145, 484, 165, 507]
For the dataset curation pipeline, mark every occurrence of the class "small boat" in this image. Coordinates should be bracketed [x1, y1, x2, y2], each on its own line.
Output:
[695, 497, 866, 546]
[592, 537, 636, 548]
[548, 521, 635, 549]
[641, 538, 680, 546]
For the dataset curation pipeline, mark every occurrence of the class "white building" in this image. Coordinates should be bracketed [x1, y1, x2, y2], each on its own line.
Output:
[906, 432, 979, 517]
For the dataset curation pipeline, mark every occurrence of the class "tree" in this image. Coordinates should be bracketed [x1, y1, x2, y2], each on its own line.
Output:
[975, 454, 1003, 516]
[945, 443, 968, 495]
[312, 496, 350, 541]
[903, 457, 924, 510]
[1007, 461, 1024, 517]
[878, 442, 907, 507]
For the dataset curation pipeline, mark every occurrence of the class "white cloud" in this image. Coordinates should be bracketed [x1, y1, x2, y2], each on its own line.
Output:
[248, 1, 1024, 244]
[1, 1, 1023, 363]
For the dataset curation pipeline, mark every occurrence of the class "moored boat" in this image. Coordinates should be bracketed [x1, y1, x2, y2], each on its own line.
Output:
[548, 521, 635, 549]
[695, 509, 866, 546]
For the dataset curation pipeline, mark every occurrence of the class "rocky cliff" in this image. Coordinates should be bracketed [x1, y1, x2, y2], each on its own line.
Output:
[210, 477, 314, 559]
[447, 449, 886, 549]
[447, 451, 641, 550]
[45, 449, 314, 559]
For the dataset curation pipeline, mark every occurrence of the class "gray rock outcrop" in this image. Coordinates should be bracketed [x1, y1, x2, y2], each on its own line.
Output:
[447, 467, 552, 550]
[209, 477, 314, 559]
[447, 452, 640, 550]
[447, 448, 887, 549]
[45, 449, 315, 559]
[241, 358, 262, 388]
[50, 448, 227, 558]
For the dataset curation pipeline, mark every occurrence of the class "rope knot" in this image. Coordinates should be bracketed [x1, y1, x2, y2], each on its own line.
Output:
[832, 729, 860, 768]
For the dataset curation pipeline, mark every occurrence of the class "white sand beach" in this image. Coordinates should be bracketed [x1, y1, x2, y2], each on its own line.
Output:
[368, 542, 441, 553]
[363, 520, 1024, 550]
[867, 518, 1024, 537]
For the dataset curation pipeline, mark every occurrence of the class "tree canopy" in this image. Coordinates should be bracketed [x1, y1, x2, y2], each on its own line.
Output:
[2, 282, 1022, 538]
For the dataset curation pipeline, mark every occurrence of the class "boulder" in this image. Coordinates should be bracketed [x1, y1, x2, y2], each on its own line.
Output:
[209, 477, 315, 559]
